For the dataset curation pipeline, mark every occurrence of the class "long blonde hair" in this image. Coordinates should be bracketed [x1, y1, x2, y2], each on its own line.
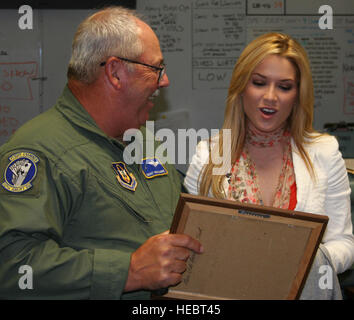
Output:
[199, 32, 320, 198]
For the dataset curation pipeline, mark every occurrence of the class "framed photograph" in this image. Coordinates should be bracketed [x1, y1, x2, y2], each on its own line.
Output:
[162, 193, 328, 300]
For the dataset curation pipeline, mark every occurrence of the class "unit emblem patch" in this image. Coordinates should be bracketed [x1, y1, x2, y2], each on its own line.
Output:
[141, 158, 168, 179]
[2, 152, 40, 193]
[112, 162, 137, 191]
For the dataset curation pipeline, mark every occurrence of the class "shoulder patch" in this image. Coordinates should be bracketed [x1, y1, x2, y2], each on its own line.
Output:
[2, 152, 40, 193]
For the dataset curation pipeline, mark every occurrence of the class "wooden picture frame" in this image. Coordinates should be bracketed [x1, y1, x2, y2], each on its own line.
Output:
[161, 193, 328, 300]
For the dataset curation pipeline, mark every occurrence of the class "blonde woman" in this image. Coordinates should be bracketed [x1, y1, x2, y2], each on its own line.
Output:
[184, 33, 354, 299]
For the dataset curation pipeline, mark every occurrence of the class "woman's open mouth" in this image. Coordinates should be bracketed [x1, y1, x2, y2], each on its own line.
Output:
[260, 107, 277, 116]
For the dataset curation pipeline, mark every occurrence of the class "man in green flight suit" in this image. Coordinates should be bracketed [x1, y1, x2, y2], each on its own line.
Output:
[0, 6, 203, 299]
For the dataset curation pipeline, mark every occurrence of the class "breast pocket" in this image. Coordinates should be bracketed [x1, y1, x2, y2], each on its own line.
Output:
[88, 172, 151, 224]
[64, 172, 152, 250]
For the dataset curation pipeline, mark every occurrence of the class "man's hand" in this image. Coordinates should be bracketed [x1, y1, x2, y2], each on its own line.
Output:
[124, 231, 203, 292]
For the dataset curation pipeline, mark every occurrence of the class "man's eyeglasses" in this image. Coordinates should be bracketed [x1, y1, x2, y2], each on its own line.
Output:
[100, 56, 166, 84]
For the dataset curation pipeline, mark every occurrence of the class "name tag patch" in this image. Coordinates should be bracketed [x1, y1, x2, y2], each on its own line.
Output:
[112, 162, 137, 191]
[141, 158, 168, 179]
[2, 152, 39, 193]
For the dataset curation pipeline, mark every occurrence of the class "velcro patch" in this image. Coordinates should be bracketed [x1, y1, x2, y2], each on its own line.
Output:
[141, 157, 168, 179]
[112, 162, 138, 191]
[2, 152, 40, 193]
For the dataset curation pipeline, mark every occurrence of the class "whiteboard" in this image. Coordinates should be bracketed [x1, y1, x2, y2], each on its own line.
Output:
[0, 10, 41, 145]
[136, 0, 354, 137]
[0, 9, 96, 146]
[0, 2, 353, 169]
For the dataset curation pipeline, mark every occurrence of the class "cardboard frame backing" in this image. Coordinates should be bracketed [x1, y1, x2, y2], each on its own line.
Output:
[161, 193, 328, 300]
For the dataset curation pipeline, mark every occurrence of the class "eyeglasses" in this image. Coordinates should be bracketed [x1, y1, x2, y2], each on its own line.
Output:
[100, 56, 166, 84]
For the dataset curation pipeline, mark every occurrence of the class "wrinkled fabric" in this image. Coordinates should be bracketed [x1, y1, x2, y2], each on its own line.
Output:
[300, 244, 342, 300]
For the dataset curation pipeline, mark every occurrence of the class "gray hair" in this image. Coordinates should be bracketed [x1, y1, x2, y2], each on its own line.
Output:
[67, 6, 144, 84]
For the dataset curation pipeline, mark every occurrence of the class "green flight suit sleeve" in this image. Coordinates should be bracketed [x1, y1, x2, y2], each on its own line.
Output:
[0, 150, 131, 299]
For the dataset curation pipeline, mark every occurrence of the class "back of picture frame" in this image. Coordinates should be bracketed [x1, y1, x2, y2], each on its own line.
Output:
[162, 193, 328, 300]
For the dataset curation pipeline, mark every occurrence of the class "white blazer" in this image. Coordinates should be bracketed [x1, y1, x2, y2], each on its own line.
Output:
[184, 134, 354, 274]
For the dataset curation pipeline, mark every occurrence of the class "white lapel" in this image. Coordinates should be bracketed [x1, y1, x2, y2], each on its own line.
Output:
[291, 139, 315, 211]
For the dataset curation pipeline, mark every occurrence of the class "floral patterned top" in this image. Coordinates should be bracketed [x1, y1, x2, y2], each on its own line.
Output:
[226, 126, 297, 210]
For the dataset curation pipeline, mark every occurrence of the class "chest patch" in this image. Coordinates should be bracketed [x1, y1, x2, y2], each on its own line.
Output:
[141, 157, 168, 179]
[112, 162, 138, 191]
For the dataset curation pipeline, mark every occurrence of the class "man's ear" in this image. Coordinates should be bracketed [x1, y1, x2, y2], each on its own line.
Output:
[103, 57, 122, 89]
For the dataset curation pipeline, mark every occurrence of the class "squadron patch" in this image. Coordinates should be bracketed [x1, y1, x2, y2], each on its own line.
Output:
[2, 152, 40, 193]
[112, 162, 137, 191]
[141, 157, 168, 179]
